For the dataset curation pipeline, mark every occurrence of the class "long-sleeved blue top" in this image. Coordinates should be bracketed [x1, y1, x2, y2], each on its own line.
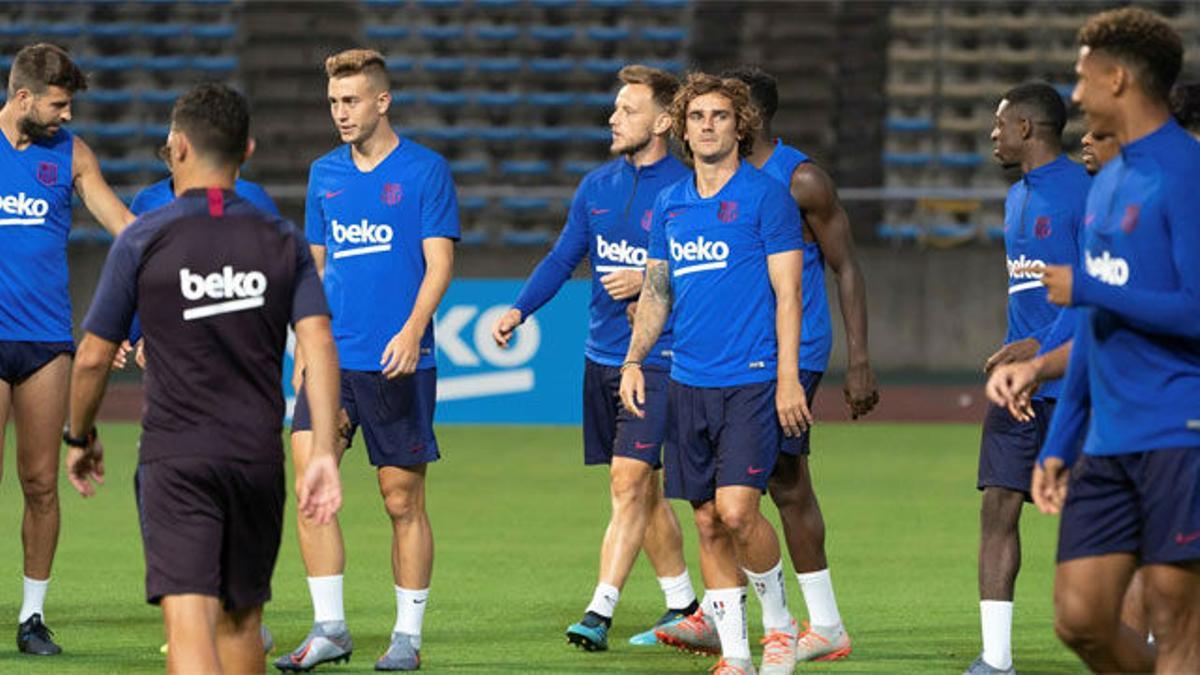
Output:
[1002, 154, 1090, 400]
[512, 154, 689, 368]
[1039, 119, 1200, 465]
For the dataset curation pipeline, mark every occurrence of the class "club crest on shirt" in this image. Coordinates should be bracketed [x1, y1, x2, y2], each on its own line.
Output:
[36, 162, 57, 187]
[1034, 215, 1052, 239]
[381, 182, 403, 206]
[641, 209, 653, 231]
[717, 200, 738, 223]
[1120, 204, 1140, 233]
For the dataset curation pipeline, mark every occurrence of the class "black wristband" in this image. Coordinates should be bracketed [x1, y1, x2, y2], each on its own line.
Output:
[62, 426, 96, 449]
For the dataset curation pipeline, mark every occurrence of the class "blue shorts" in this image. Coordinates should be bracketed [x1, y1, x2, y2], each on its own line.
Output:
[0, 340, 73, 385]
[977, 399, 1055, 500]
[293, 369, 440, 468]
[779, 370, 823, 456]
[1058, 448, 1200, 566]
[582, 359, 667, 469]
[664, 379, 782, 503]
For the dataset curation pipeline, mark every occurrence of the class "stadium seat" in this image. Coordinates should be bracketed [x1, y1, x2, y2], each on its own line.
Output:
[500, 160, 551, 177]
[459, 195, 489, 212]
[474, 25, 519, 42]
[529, 58, 575, 75]
[571, 126, 611, 143]
[986, 225, 1006, 241]
[580, 92, 614, 109]
[421, 127, 475, 143]
[643, 58, 684, 73]
[389, 90, 419, 106]
[476, 91, 521, 110]
[91, 23, 136, 39]
[582, 58, 624, 75]
[563, 159, 602, 176]
[142, 123, 170, 140]
[876, 223, 920, 242]
[423, 57, 468, 74]
[386, 56, 416, 72]
[643, 0, 690, 10]
[0, 24, 33, 38]
[939, 152, 984, 168]
[100, 158, 150, 176]
[420, 25, 467, 41]
[532, 0, 576, 8]
[886, 116, 935, 132]
[366, 25, 411, 40]
[142, 55, 190, 72]
[0, 57, 11, 71]
[501, 226, 552, 247]
[883, 152, 933, 167]
[459, 229, 490, 246]
[475, 0, 520, 8]
[930, 223, 978, 238]
[140, 89, 183, 105]
[530, 25, 576, 43]
[585, 26, 631, 43]
[478, 126, 527, 143]
[477, 57, 521, 75]
[588, 0, 631, 8]
[139, 23, 187, 39]
[40, 23, 86, 38]
[449, 159, 489, 177]
[85, 56, 140, 72]
[641, 26, 687, 43]
[528, 92, 577, 109]
[77, 90, 136, 106]
[425, 91, 470, 109]
[529, 127, 571, 143]
[418, 0, 463, 7]
[67, 228, 115, 245]
[191, 56, 237, 74]
[192, 24, 236, 40]
[363, 0, 406, 6]
[91, 123, 141, 140]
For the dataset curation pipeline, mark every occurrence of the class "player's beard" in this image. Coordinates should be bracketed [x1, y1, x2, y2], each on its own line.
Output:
[614, 130, 652, 158]
[19, 112, 58, 142]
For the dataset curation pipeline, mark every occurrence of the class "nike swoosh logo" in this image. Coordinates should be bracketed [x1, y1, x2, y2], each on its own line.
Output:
[634, 441, 657, 450]
[1176, 530, 1200, 545]
[413, 598, 426, 604]
[325, 189, 345, 199]
[747, 466, 766, 475]
[590, 208, 610, 215]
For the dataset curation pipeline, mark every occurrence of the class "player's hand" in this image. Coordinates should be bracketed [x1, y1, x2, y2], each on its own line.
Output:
[297, 454, 342, 524]
[984, 337, 1040, 374]
[843, 362, 879, 419]
[776, 376, 813, 437]
[491, 308, 522, 348]
[111, 340, 133, 370]
[1032, 457, 1069, 515]
[600, 269, 643, 301]
[133, 338, 146, 369]
[986, 360, 1040, 422]
[1042, 265, 1073, 306]
[66, 435, 105, 498]
[380, 324, 421, 378]
[619, 365, 646, 418]
[625, 301, 638, 329]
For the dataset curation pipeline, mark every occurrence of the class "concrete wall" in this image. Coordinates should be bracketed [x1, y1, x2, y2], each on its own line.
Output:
[66, 242, 1010, 373]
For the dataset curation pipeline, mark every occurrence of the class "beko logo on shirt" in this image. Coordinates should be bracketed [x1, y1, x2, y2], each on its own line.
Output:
[0, 192, 51, 226]
[669, 236, 730, 277]
[179, 266, 268, 320]
[1085, 250, 1130, 287]
[594, 234, 647, 273]
[331, 218, 394, 259]
[1006, 255, 1046, 295]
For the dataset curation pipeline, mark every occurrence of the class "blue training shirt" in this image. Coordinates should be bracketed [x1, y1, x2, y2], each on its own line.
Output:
[1039, 119, 1200, 465]
[0, 127, 75, 342]
[648, 162, 805, 387]
[759, 139, 832, 373]
[306, 135, 460, 371]
[512, 154, 688, 369]
[1001, 154, 1091, 400]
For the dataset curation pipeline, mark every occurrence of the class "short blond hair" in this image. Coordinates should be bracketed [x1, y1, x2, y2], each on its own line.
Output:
[671, 72, 761, 160]
[617, 64, 679, 110]
[324, 48, 389, 91]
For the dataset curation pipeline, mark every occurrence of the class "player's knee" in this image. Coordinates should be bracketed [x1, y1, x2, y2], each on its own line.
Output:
[714, 500, 759, 535]
[19, 472, 57, 509]
[980, 488, 1023, 527]
[610, 465, 651, 506]
[383, 489, 424, 523]
[692, 503, 724, 541]
[1053, 592, 1109, 650]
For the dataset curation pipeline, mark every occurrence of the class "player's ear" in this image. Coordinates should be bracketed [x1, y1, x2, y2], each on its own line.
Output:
[377, 90, 391, 116]
[1019, 116, 1033, 141]
[652, 109, 673, 136]
[243, 137, 257, 164]
[1110, 63, 1130, 98]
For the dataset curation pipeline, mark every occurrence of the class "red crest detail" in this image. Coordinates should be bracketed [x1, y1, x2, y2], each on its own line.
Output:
[36, 162, 57, 187]
[1120, 204, 1140, 233]
[382, 182, 403, 206]
[1034, 215, 1051, 239]
[641, 209, 653, 231]
[717, 200, 738, 223]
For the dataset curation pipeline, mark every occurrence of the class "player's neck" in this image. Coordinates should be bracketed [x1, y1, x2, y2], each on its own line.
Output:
[746, 133, 774, 169]
[693, 155, 739, 198]
[0, 105, 31, 151]
[173, 167, 237, 194]
[350, 123, 399, 171]
[1112, 99, 1172, 147]
[1019, 145, 1060, 175]
[627, 138, 668, 168]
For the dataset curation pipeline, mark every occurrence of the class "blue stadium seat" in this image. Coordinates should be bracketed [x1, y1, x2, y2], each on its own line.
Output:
[386, 56, 415, 72]
[460, 195, 489, 212]
[425, 91, 470, 108]
[478, 126, 528, 142]
[572, 126, 611, 143]
[530, 59, 574, 75]
[0, 57, 11, 71]
[580, 92, 614, 109]
[420, 25, 466, 41]
[585, 26, 630, 42]
[192, 24, 237, 40]
[366, 25, 411, 40]
[423, 58, 467, 74]
[477, 57, 521, 74]
[563, 159, 602, 176]
[986, 225, 1006, 241]
[528, 92, 576, 109]
[641, 26, 687, 43]
[91, 23, 136, 39]
[364, 0, 406, 6]
[876, 223, 920, 242]
[477, 91, 521, 109]
[885, 116, 935, 132]
[501, 160, 551, 177]
[475, 0, 520, 8]
[421, 127, 474, 142]
[77, 90, 135, 105]
[92, 123, 141, 140]
[883, 152, 933, 167]
[939, 152, 984, 168]
[191, 56, 237, 74]
[389, 90, 419, 106]
[931, 224, 978, 238]
[142, 123, 171, 140]
[532, 0, 576, 8]
[459, 229, 489, 246]
[588, 0, 631, 8]
[142, 56, 190, 72]
[642, 58, 684, 73]
[100, 158, 148, 176]
[643, 0, 689, 8]
[419, 0, 463, 7]
[474, 25, 519, 42]
[529, 127, 571, 143]
[140, 89, 183, 105]
[502, 226, 552, 247]
[86, 56, 140, 72]
[40, 24, 85, 38]
[68, 228, 115, 245]
[530, 25, 576, 42]
[449, 159, 489, 177]
[192, 0, 234, 5]
[139, 24, 188, 39]
[582, 58, 624, 75]
[0, 24, 33, 38]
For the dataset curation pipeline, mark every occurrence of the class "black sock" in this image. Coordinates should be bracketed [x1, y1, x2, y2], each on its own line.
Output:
[670, 599, 700, 616]
[582, 611, 612, 628]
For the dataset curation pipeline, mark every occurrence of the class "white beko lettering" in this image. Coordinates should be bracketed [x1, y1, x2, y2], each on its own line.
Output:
[179, 266, 268, 320]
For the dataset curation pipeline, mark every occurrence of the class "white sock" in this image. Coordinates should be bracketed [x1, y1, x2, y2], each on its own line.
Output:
[658, 571, 697, 611]
[980, 600, 1013, 670]
[707, 587, 750, 661]
[394, 587, 429, 649]
[745, 561, 793, 633]
[797, 569, 843, 629]
[307, 575, 345, 624]
[19, 577, 49, 623]
[585, 582, 620, 619]
[700, 591, 712, 614]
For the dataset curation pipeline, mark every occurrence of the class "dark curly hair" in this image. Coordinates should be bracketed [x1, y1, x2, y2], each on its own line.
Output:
[1171, 82, 1200, 134]
[7, 43, 87, 97]
[1078, 7, 1182, 102]
[670, 72, 762, 161]
[171, 82, 250, 166]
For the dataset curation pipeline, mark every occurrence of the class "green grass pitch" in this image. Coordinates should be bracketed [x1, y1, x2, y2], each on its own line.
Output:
[0, 423, 1081, 673]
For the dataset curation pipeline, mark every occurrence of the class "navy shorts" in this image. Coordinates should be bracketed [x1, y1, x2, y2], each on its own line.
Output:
[0, 340, 73, 385]
[582, 359, 668, 469]
[977, 399, 1055, 500]
[1058, 448, 1200, 566]
[293, 368, 440, 468]
[779, 370, 824, 456]
[136, 457, 284, 611]
[664, 379, 782, 503]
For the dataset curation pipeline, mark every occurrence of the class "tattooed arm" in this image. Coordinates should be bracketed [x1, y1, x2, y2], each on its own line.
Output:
[620, 258, 671, 417]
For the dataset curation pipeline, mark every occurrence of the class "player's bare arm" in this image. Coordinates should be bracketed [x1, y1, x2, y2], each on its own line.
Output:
[65, 332, 120, 497]
[792, 162, 879, 418]
[619, 258, 670, 417]
[381, 237, 454, 378]
[72, 136, 134, 236]
[983, 337, 1040, 374]
[294, 314, 343, 524]
[986, 341, 1073, 421]
[293, 244, 327, 385]
[768, 249, 811, 437]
